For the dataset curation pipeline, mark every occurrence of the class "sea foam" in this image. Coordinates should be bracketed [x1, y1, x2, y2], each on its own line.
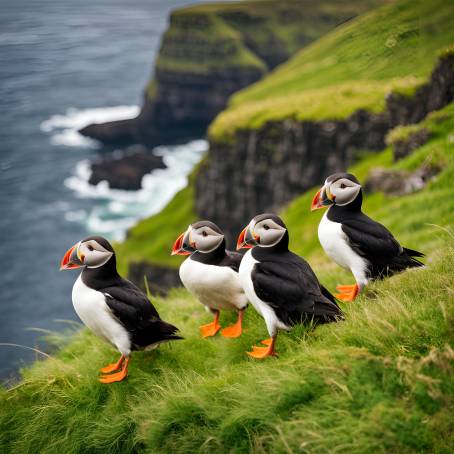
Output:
[64, 139, 208, 241]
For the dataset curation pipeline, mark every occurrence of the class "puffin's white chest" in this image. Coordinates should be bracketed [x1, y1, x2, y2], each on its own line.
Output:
[318, 211, 368, 286]
[179, 258, 247, 311]
[238, 250, 289, 336]
[72, 275, 131, 355]
[238, 251, 260, 312]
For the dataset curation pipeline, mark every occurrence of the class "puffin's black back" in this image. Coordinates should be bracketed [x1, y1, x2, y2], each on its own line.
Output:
[251, 232, 343, 326]
[82, 256, 182, 349]
[327, 192, 424, 279]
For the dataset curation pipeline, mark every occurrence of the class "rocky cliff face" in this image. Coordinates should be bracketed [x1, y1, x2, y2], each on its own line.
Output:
[79, 0, 382, 146]
[196, 54, 454, 241]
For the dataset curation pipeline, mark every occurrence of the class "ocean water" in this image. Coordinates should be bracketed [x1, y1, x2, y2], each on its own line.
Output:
[0, 0, 206, 380]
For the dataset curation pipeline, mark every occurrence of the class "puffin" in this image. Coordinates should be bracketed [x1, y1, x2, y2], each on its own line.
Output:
[311, 172, 424, 301]
[171, 220, 248, 338]
[236, 213, 343, 359]
[60, 236, 182, 383]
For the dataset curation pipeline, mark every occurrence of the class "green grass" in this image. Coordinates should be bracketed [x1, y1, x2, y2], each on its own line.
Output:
[209, 0, 454, 140]
[1, 102, 454, 454]
[148, 0, 384, 93]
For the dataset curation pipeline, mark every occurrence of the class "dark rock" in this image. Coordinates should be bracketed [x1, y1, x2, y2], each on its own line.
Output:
[196, 53, 454, 241]
[392, 127, 431, 161]
[89, 147, 166, 190]
[128, 262, 181, 295]
[364, 165, 441, 196]
[79, 119, 138, 146]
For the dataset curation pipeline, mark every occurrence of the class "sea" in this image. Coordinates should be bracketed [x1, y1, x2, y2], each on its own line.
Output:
[0, 0, 209, 380]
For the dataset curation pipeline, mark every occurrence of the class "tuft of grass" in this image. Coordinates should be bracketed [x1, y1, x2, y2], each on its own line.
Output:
[209, 0, 454, 140]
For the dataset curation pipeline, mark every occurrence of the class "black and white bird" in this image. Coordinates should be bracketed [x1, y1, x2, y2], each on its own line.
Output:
[311, 172, 424, 301]
[171, 221, 248, 338]
[236, 213, 343, 359]
[60, 236, 182, 383]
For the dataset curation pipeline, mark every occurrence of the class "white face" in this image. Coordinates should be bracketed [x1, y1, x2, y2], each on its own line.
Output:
[327, 177, 361, 206]
[188, 224, 224, 253]
[78, 239, 114, 268]
[252, 218, 287, 247]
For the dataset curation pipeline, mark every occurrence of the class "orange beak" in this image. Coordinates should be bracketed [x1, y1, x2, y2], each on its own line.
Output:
[311, 186, 333, 211]
[311, 188, 323, 211]
[60, 243, 83, 270]
[236, 226, 257, 250]
[171, 232, 192, 256]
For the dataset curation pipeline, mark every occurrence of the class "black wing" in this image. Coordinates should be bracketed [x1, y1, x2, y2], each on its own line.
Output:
[252, 256, 342, 326]
[341, 213, 423, 278]
[102, 279, 181, 349]
[341, 213, 401, 259]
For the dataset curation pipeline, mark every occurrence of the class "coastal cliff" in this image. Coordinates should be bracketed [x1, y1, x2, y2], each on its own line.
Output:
[196, 52, 454, 240]
[79, 0, 384, 146]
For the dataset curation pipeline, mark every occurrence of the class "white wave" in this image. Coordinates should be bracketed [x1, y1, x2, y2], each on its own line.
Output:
[40, 106, 139, 148]
[64, 139, 208, 241]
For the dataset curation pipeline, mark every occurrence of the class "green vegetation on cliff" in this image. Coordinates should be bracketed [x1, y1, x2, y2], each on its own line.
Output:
[210, 0, 454, 140]
[150, 0, 385, 94]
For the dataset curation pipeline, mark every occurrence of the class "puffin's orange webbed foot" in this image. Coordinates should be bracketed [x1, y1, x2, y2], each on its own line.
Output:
[99, 355, 125, 374]
[246, 337, 277, 359]
[99, 358, 129, 384]
[200, 311, 221, 338]
[200, 321, 221, 338]
[335, 284, 359, 302]
[260, 338, 273, 346]
[221, 309, 244, 338]
[221, 322, 242, 338]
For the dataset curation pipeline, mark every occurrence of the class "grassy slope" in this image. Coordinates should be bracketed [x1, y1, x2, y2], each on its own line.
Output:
[210, 0, 454, 140]
[153, 0, 384, 79]
[1, 102, 453, 454]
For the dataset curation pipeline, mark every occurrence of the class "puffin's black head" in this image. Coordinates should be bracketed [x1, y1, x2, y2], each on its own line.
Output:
[171, 220, 225, 256]
[311, 173, 362, 211]
[237, 213, 287, 250]
[60, 236, 115, 270]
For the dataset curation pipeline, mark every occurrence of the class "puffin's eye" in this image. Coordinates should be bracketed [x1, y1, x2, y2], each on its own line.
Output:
[202, 231, 208, 237]
[340, 183, 346, 189]
[87, 245, 94, 251]
[264, 224, 270, 230]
